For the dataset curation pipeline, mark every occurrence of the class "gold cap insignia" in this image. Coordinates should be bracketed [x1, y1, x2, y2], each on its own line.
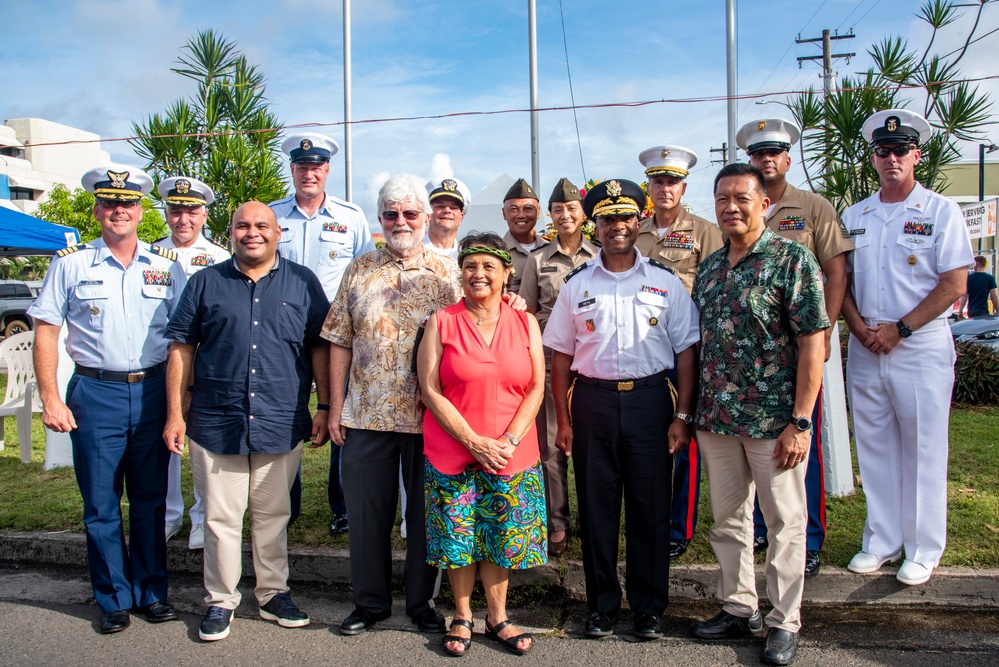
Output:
[607, 180, 622, 197]
[886, 117, 899, 132]
[107, 170, 129, 189]
[442, 179, 457, 192]
[758, 120, 767, 131]
[660, 149, 671, 158]
[301, 139, 313, 151]
[176, 179, 191, 194]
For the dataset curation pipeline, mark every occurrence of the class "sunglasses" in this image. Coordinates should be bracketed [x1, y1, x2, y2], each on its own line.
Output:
[97, 199, 141, 209]
[873, 144, 916, 159]
[381, 210, 421, 221]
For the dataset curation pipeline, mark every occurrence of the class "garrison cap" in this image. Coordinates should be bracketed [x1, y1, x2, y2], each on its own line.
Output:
[548, 177, 583, 205]
[158, 176, 215, 207]
[82, 164, 153, 201]
[281, 132, 339, 164]
[639, 145, 697, 178]
[863, 109, 932, 146]
[583, 179, 645, 219]
[736, 118, 801, 154]
[504, 178, 539, 202]
[427, 177, 471, 213]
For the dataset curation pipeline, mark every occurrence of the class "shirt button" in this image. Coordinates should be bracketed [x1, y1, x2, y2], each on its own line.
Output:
[250, 392, 255, 397]
[249, 415, 254, 420]
[254, 298, 259, 303]
[251, 369, 256, 374]
[252, 344, 257, 349]
[253, 321, 258, 325]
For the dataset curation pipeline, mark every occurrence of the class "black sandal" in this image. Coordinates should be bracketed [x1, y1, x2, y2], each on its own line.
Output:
[442, 618, 474, 657]
[485, 618, 533, 656]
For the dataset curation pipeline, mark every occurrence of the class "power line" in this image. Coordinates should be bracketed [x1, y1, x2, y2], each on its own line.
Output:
[557, 0, 586, 183]
[836, 0, 870, 32]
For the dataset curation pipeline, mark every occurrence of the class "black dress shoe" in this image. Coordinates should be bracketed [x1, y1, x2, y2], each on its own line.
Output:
[100, 610, 131, 634]
[411, 607, 446, 633]
[340, 607, 391, 636]
[669, 539, 690, 560]
[329, 514, 349, 537]
[584, 611, 616, 637]
[691, 609, 763, 640]
[632, 613, 662, 640]
[761, 627, 800, 665]
[753, 536, 769, 553]
[137, 600, 178, 623]
[804, 551, 821, 578]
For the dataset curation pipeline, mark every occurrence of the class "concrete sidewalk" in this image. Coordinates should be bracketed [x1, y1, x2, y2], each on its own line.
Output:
[2, 530, 997, 608]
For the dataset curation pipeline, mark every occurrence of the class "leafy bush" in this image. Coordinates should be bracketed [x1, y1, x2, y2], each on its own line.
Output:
[953, 341, 999, 406]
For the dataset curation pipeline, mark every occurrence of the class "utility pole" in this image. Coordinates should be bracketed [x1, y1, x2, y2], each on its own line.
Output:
[343, 0, 353, 201]
[724, 0, 737, 164]
[796, 29, 855, 96]
[710, 143, 728, 166]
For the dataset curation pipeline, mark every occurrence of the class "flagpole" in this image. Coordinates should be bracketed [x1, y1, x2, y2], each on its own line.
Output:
[529, 0, 540, 194]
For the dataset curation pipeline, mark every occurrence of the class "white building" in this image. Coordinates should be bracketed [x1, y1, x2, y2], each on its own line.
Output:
[0, 118, 110, 215]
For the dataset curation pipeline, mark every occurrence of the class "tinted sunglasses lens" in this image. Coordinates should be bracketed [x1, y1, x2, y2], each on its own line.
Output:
[382, 210, 420, 221]
[875, 145, 913, 158]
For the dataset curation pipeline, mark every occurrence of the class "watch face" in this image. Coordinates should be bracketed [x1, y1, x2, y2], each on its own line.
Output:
[794, 417, 811, 430]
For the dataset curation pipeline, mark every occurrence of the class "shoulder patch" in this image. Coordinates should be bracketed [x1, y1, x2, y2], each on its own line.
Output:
[149, 244, 178, 262]
[837, 220, 850, 240]
[56, 243, 86, 258]
[563, 262, 590, 283]
[648, 259, 676, 275]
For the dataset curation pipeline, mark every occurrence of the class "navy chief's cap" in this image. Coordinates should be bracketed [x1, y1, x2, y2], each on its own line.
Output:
[82, 164, 153, 201]
[281, 132, 339, 164]
[427, 177, 471, 212]
[583, 179, 645, 219]
[863, 109, 932, 146]
[158, 176, 215, 207]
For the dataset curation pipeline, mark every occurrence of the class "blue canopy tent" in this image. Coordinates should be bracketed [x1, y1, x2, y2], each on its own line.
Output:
[0, 206, 80, 256]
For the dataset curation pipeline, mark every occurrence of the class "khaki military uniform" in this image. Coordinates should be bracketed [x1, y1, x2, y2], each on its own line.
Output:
[503, 230, 548, 294]
[766, 183, 853, 265]
[636, 208, 724, 294]
[520, 238, 599, 536]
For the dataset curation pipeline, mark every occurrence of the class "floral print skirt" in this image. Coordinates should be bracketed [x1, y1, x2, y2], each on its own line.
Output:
[425, 458, 548, 570]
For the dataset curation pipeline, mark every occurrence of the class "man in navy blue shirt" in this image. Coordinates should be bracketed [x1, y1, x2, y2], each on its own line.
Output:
[163, 201, 331, 642]
[960, 255, 998, 318]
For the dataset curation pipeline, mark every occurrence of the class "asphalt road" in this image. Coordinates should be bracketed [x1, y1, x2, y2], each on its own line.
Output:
[1, 564, 997, 666]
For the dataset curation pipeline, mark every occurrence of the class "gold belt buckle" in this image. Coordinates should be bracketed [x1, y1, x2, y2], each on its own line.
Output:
[617, 380, 635, 391]
[126, 372, 145, 383]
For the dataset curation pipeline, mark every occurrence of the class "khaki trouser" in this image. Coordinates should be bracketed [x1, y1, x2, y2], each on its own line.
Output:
[190, 440, 303, 610]
[696, 431, 807, 632]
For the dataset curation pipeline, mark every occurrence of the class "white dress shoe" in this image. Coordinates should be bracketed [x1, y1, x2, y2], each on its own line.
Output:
[896, 559, 934, 585]
[847, 549, 902, 573]
[165, 524, 183, 542]
[188, 523, 205, 550]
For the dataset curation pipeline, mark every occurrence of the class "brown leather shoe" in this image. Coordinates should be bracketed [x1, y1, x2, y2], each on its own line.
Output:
[548, 531, 568, 557]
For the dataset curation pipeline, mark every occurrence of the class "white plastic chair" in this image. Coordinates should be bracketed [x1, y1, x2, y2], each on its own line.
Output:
[0, 330, 37, 463]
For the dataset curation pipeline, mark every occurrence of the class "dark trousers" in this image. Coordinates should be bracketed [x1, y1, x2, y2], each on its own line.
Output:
[341, 429, 438, 617]
[570, 379, 673, 617]
[67, 374, 170, 613]
[754, 392, 826, 551]
[328, 444, 346, 514]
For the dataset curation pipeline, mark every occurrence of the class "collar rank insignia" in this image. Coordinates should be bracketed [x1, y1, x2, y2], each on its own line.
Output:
[301, 138, 312, 151]
[758, 120, 767, 131]
[607, 180, 622, 197]
[175, 179, 191, 194]
[442, 179, 458, 191]
[108, 170, 129, 189]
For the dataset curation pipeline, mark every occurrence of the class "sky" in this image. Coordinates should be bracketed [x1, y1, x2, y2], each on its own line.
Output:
[3, 0, 998, 230]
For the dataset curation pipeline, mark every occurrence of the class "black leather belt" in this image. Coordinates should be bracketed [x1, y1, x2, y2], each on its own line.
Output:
[75, 362, 167, 384]
[574, 369, 669, 392]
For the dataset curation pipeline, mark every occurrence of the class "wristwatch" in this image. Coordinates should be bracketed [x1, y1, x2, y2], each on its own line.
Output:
[896, 319, 913, 338]
[791, 416, 812, 431]
[674, 412, 694, 425]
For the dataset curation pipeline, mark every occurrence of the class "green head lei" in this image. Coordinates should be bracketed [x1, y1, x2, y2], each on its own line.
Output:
[458, 245, 513, 266]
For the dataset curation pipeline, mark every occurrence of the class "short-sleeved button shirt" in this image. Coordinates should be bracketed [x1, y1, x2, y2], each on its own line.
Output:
[28, 238, 187, 371]
[519, 237, 599, 332]
[766, 183, 854, 265]
[154, 233, 231, 277]
[321, 247, 461, 434]
[693, 227, 830, 439]
[503, 230, 547, 294]
[543, 249, 700, 380]
[843, 182, 974, 322]
[635, 207, 724, 295]
[165, 255, 330, 455]
[269, 193, 376, 301]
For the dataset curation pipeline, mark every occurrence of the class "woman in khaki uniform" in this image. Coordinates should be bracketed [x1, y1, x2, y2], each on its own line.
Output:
[520, 177, 599, 556]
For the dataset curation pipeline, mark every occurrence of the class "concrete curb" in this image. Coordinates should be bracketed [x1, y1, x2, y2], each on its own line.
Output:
[3, 530, 997, 608]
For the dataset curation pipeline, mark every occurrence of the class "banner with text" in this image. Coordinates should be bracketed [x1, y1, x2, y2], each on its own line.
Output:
[962, 198, 998, 240]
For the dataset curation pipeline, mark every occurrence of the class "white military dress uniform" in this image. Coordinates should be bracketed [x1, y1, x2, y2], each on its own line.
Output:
[844, 181, 972, 568]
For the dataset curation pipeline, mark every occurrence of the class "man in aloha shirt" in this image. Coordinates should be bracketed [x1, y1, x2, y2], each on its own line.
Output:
[689, 163, 828, 667]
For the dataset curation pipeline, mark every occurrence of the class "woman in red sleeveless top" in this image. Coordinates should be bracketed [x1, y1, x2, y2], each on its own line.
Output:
[418, 232, 546, 657]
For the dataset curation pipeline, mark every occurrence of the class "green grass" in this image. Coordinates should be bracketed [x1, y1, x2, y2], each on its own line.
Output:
[2, 399, 997, 568]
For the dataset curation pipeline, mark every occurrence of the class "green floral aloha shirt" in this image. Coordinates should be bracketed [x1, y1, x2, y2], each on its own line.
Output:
[692, 227, 829, 438]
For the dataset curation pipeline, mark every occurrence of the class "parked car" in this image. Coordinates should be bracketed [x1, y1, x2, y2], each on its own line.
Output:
[0, 280, 35, 338]
[950, 314, 999, 352]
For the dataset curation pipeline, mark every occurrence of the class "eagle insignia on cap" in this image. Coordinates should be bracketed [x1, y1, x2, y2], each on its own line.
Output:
[442, 179, 457, 192]
[175, 179, 191, 194]
[607, 180, 622, 197]
[886, 117, 899, 132]
[660, 148, 671, 158]
[758, 120, 767, 131]
[301, 139, 313, 151]
[108, 170, 129, 189]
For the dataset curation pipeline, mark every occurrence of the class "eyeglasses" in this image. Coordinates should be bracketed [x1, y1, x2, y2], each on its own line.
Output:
[97, 199, 141, 210]
[381, 210, 421, 221]
[873, 144, 916, 159]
